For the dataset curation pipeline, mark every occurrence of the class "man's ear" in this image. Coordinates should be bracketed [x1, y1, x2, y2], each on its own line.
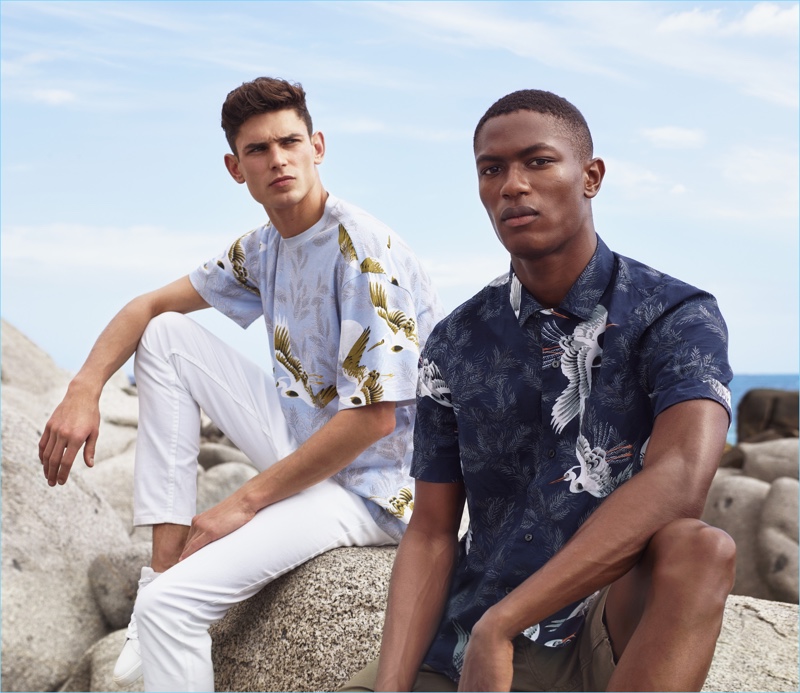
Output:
[224, 153, 246, 184]
[584, 157, 605, 199]
[312, 131, 325, 164]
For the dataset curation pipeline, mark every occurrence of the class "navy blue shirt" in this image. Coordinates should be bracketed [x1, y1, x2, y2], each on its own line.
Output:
[412, 236, 732, 682]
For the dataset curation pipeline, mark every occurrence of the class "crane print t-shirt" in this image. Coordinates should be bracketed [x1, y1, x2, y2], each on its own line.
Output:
[189, 194, 444, 541]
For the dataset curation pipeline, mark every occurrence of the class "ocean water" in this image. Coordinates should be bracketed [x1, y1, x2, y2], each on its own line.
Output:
[728, 373, 799, 444]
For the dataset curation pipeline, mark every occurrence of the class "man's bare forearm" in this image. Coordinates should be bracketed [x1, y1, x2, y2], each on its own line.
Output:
[374, 481, 465, 691]
[179, 401, 398, 559]
[71, 276, 208, 395]
[475, 400, 729, 640]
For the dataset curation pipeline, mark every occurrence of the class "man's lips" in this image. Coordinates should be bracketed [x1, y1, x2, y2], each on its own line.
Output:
[270, 175, 294, 187]
[500, 206, 538, 222]
[500, 206, 538, 227]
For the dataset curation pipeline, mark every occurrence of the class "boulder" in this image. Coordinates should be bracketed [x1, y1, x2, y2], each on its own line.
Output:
[210, 546, 396, 692]
[757, 478, 799, 604]
[59, 629, 144, 693]
[703, 595, 798, 692]
[737, 388, 799, 442]
[0, 319, 71, 395]
[89, 543, 153, 630]
[82, 448, 138, 530]
[197, 461, 259, 512]
[702, 474, 773, 600]
[197, 442, 254, 471]
[741, 438, 799, 482]
[1, 408, 131, 692]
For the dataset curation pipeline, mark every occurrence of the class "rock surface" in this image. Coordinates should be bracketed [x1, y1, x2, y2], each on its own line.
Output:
[89, 543, 153, 630]
[210, 546, 396, 692]
[1, 408, 131, 692]
[737, 388, 799, 442]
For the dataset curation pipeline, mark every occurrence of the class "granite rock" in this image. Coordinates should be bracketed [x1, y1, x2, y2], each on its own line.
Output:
[59, 629, 144, 693]
[1, 408, 131, 692]
[702, 474, 773, 600]
[741, 438, 799, 482]
[197, 461, 259, 512]
[757, 478, 799, 604]
[703, 595, 799, 692]
[89, 543, 154, 630]
[737, 388, 799, 442]
[197, 442, 254, 471]
[210, 546, 396, 692]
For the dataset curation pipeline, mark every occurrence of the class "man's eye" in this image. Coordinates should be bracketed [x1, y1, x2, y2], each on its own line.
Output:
[481, 166, 501, 176]
[530, 158, 550, 166]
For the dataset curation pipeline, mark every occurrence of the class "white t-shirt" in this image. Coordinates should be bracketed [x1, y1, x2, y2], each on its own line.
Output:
[189, 193, 444, 539]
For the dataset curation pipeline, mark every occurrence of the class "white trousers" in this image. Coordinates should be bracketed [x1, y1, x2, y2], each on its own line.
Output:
[132, 313, 394, 692]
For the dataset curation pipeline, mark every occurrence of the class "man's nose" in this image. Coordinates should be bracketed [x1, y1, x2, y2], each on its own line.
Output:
[268, 147, 289, 169]
[501, 165, 531, 198]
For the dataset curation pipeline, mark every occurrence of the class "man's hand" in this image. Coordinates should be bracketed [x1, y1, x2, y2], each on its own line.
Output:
[179, 490, 257, 561]
[38, 388, 101, 486]
[457, 615, 514, 692]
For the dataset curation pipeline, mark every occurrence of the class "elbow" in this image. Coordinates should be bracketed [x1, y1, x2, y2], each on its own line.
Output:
[371, 402, 397, 440]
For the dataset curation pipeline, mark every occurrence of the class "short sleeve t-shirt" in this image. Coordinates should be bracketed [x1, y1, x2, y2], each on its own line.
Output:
[189, 193, 444, 540]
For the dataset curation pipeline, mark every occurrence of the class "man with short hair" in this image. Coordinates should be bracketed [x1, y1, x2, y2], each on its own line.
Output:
[344, 89, 735, 692]
[39, 76, 442, 692]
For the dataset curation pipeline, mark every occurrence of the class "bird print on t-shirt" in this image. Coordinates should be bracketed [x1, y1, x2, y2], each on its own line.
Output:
[340, 323, 389, 406]
[274, 318, 337, 408]
[369, 282, 419, 354]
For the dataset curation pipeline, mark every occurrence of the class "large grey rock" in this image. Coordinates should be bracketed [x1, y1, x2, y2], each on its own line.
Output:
[757, 478, 799, 604]
[210, 546, 396, 692]
[703, 595, 798, 692]
[197, 461, 259, 513]
[89, 543, 153, 630]
[82, 448, 138, 530]
[741, 438, 799, 482]
[702, 474, 773, 600]
[1, 319, 71, 395]
[1, 408, 131, 692]
[197, 442, 254, 471]
[59, 629, 144, 693]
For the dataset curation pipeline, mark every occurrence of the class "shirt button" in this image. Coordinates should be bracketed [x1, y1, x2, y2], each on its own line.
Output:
[552, 359, 561, 369]
[524, 534, 533, 542]
[547, 449, 556, 458]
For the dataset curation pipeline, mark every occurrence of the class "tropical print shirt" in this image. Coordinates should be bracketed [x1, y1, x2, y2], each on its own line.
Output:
[189, 194, 444, 540]
[412, 236, 732, 681]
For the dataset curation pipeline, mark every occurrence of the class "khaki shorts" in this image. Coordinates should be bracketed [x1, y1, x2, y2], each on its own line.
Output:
[342, 587, 615, 692]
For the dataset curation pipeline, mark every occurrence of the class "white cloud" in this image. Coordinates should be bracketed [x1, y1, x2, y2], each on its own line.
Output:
[657, 2, 798, 38]
[641, 126, 706, 149]
[602, 157, 667, 198]
[3, 223, 217, 274]
[29, 88, 76, 105]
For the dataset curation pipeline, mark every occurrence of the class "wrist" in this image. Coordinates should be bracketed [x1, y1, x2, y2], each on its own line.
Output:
[67, 373, 104, 400]
[474, 603, 518, 643]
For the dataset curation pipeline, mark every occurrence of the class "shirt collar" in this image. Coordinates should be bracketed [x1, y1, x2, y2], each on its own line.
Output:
[513, 235, 615, 324]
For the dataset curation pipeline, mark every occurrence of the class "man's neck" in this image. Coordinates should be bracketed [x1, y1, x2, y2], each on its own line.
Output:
[511, 233, 597, 309]
[267, 188, 329, 239]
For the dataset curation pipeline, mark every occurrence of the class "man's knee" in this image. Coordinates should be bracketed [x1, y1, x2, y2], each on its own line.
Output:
[647, 518, 736, 604]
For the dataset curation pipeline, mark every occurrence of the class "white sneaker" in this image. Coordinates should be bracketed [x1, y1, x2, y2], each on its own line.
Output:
[113, 566, 159, 686]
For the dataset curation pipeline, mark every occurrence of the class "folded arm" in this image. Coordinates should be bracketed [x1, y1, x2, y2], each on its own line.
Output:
[38, 276, 209, 485]
[459, 398, 730, 691]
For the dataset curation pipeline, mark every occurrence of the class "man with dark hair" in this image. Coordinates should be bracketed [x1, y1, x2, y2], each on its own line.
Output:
[39, 76, 442, 692]
[344, 89, 734, 692]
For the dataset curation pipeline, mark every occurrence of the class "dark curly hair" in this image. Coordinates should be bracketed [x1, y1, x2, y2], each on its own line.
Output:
[474, 89, 593, 161]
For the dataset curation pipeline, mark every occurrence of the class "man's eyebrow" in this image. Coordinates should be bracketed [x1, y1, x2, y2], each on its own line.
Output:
[242, 133, 305, 153]
[475, 143, 555, 165]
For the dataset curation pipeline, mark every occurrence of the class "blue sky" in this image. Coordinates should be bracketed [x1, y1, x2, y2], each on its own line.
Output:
[2, 0, 798, 376]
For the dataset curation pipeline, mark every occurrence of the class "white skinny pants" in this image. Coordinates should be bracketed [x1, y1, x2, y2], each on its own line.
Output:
[131, 313, 394, 692]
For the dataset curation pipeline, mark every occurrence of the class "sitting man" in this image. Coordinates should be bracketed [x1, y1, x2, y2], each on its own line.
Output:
[345, 89, 735, 692]
[38, 76, 442, 692]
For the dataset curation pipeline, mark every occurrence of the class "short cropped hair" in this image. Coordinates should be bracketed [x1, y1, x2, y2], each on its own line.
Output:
[221, 77, 313, 154]
[474, 89, 593, 161]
